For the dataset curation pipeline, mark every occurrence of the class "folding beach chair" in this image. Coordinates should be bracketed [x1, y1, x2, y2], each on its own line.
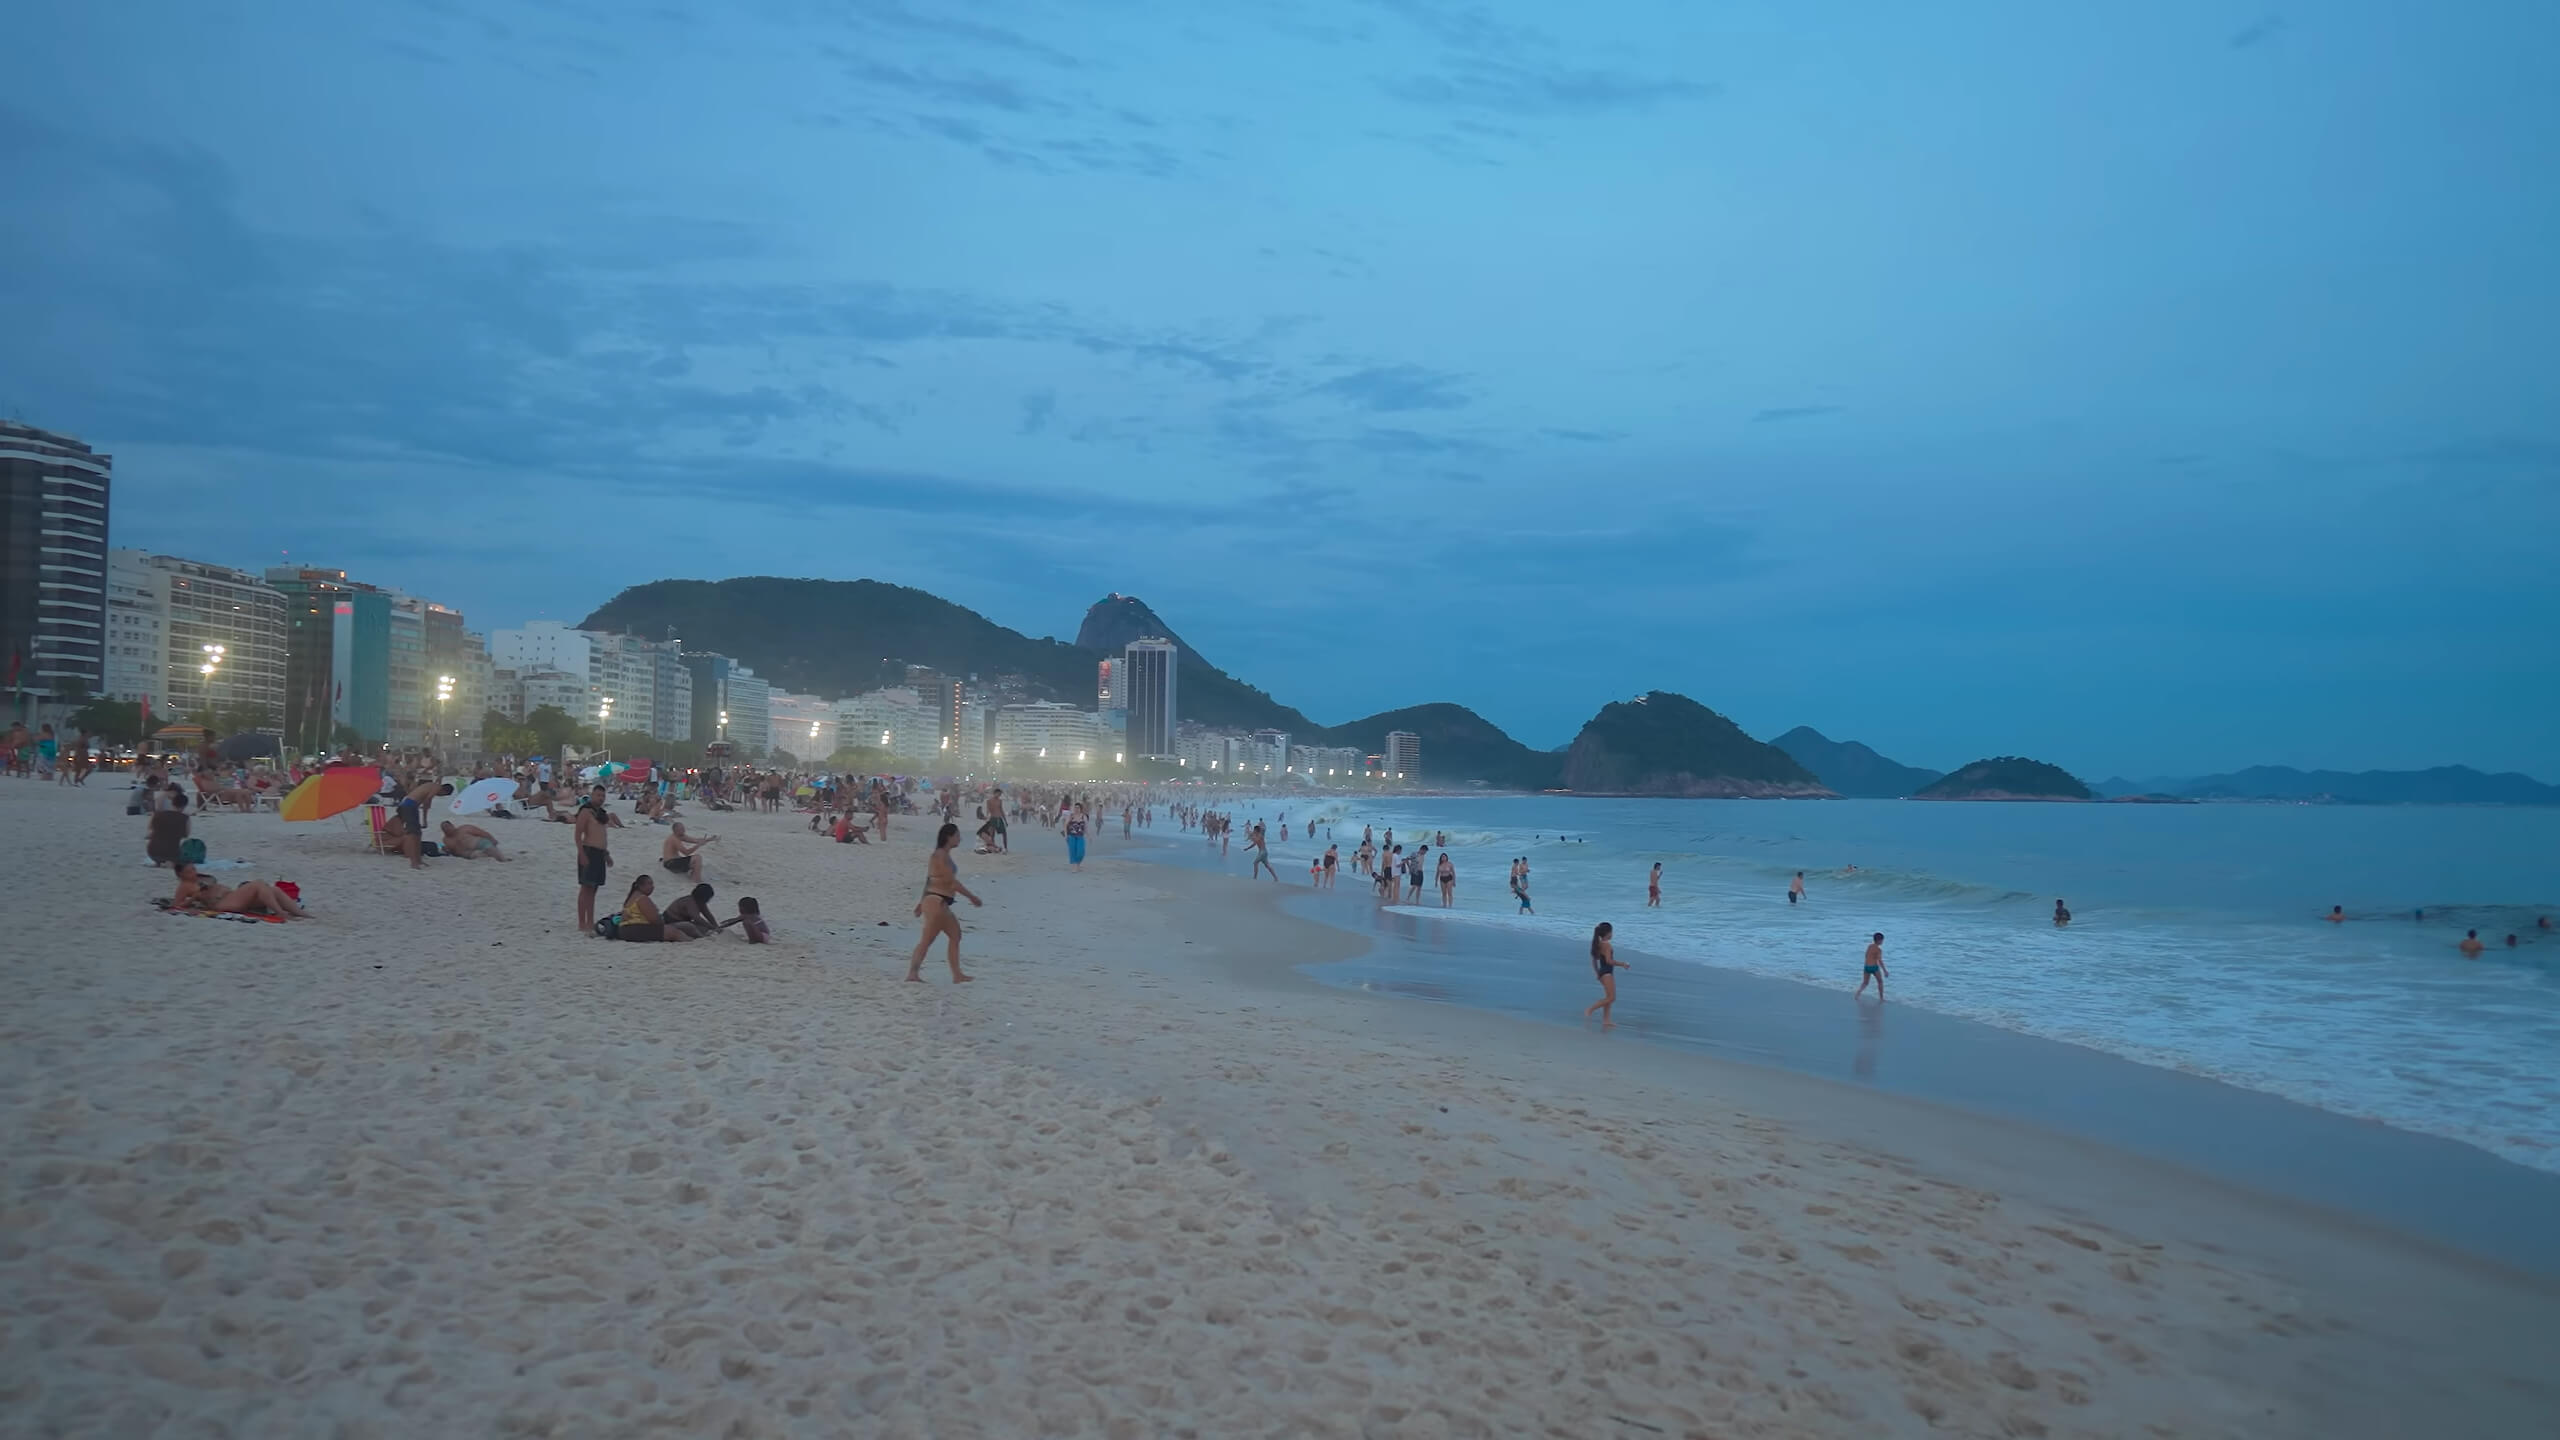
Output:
[364, 803, 397, 854]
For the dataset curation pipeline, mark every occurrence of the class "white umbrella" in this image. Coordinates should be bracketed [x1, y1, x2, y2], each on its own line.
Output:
[453, 777, 516, 815]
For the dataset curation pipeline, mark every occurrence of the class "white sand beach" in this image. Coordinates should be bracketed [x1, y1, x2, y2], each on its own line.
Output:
[4, 780, 2554, 1437]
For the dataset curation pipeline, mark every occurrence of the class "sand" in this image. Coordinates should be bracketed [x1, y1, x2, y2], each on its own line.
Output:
[3, 779, 2554, 1437]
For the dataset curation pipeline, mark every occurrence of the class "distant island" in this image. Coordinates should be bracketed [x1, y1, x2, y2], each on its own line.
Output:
[1912, 757, 2093, 802]
[2092, 765, 2560, 807]
[1767, 726, 1943, 798]
[1562, 692, 1834, 798]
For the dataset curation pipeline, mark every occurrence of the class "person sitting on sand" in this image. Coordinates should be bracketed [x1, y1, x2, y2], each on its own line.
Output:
[146, 793, 191, 867]
[907, 822, 982, 983]
[616, 874, 690, 942]
[438, 820, 508, 861]
[660, 882, 721, 939]
[172, 863, 308, 919]
[722, 896, 770, 942]
[661, 822, 716, 881]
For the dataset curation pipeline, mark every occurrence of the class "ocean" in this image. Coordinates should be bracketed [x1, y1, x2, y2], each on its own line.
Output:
[1162, 794, 2560, 1174]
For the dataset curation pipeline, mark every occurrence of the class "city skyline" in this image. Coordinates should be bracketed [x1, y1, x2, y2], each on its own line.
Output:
[4, 3, 2554, 776]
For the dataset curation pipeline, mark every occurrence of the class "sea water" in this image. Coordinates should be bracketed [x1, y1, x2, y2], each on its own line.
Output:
[1228, 795, 2560, 1172]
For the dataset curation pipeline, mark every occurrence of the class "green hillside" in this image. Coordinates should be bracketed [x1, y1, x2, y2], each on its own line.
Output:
[1306, 703, 1562, 789]
[1562, 692, 1831, 797]
[1912, 756, 2092, 800]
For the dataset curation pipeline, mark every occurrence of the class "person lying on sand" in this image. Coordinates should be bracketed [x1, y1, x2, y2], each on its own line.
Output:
[172, 863, 308, 919]
[438, 820, 507, 861]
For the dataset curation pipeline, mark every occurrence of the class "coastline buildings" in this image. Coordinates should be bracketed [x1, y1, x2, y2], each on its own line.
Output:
[681, 652, 770, 755]
[266, 568, 391, 751]
[1122, 637, 1177, 758]
[1386, 730, 1421, 779]
[103, 550, 289, 730]
[1293, 744, 1366, 777]
[766, 691, 836, 761]
[0, 421, 111, 708]
[993, 701, 1104, 764]
[837, 687, 942, 764]
[491, 620, 691, 744]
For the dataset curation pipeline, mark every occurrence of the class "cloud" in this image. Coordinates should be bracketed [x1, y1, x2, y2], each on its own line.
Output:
[1750, 405, 1844, 424]
[1311, 364, 1472, 413]
[1386, 65, 1717, 115]
[1357, 0, 1716, 117]
[2228, 15, 2287, 49]
[1018, 391, 1057, 436]
[1543, 427, 1622, 443]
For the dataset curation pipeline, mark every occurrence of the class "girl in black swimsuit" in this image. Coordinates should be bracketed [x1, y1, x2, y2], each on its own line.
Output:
[1583, 922, 1626, 1028]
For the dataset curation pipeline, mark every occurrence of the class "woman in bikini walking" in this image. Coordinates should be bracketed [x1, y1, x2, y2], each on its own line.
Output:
[906, 822, 983, 983]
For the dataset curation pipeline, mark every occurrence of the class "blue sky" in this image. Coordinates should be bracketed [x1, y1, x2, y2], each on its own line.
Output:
[5, 1, 2554, 778]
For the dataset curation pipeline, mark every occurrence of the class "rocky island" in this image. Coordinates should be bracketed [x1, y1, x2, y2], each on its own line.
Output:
[1911, 756, 2093, 802]
[1563, 692, 1835, 798]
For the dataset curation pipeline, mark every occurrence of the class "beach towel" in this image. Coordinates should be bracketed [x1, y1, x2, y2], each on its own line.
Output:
[152, 898, 287, 924]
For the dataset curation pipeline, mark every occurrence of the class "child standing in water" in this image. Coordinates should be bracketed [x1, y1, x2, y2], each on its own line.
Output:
[1857, 932, 1888, 1000]
[1583, 922, 1625, 1027]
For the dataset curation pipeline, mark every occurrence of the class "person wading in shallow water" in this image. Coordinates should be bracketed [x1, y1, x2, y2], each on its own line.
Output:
[1584, 922, 1627, 1028]
[1857, 932, 1889, 1001]
[907, 822, 983, 983]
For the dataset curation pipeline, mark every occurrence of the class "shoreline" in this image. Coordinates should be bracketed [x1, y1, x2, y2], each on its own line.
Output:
[6, 785, 2555, 1435]
[1121, 844, 2560, 1273]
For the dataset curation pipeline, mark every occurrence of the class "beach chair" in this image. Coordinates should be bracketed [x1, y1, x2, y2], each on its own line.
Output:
[364, 804, 397, 854]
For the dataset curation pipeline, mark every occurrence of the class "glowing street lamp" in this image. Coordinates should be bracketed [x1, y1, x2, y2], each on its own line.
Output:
[597, 696, 614, 755]
[435, 673, 454, 756]
[718, 708, 729, 741]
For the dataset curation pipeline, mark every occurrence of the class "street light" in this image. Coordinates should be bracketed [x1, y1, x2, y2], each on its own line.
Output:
[597, 696, 614, 756]
[718, 709, 728, 741]
[436, 674, 454, 757]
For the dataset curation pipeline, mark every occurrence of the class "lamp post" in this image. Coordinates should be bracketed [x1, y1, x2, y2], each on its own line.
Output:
[597, 696, 613, 757]
[436, 674, 454, 759]
[718, 709, 728, 743]
[198, 643, 225, 728]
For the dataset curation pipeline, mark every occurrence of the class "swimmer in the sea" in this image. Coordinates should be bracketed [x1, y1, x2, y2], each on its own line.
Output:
[2459, 929, 2485, 958]
[2053, 898, 2071, 927]
[2326, 905, 2345, 923]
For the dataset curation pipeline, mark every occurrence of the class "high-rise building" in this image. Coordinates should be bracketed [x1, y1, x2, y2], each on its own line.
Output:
[0, 421, 111, 707]
[386, 595, 427, 749]
[993, 701, 1104, 764]
[496, 622, 690, 743]
[103, 550, 289, 730]
[1122, 637, 1177, 758]
[838, 687, 940, 764]
[681, 652, 764, 754]
[766, 690, 837, 761]
[1385, 730, 1421, 779]
[265, 568, 392, 750]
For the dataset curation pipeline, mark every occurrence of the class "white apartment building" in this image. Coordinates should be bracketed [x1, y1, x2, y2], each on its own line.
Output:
[489, 621, 689, 742]
[1293, 745, 1367, 778]
[766, 691, 837, 761]
[518, 669, 596, 722]
[993, 702, 1105, 766]
[838, 687, 941, 764]
[102, 550, 289, 729]
[1385, 731, 1421, 779]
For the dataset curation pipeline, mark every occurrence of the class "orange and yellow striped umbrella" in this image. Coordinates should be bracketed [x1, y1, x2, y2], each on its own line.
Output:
[279, 765, 384, 822]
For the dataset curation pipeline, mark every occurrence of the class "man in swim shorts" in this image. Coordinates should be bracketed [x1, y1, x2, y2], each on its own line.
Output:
[1857, 932, 1888, 1000]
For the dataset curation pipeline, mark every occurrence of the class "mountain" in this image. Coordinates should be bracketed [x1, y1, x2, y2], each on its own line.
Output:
[1562, 692, 1832, 798]
[1304, 703, 1563, 790]
[2172, 765, 2560, 806]
[1767, 726, 1943, 798]
[1076, 593, 1207, 668]
[582, 577, 1095, 700]
[1074, 593, 1311, 734]
[1913, 756, 2092, 801]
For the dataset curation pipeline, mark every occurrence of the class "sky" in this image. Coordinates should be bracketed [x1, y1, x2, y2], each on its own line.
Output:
[4, 1, 2555, 779]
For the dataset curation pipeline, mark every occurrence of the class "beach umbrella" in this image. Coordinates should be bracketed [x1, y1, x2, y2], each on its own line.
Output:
[279, 765, 384, 822]
[452, 777, 515, 815]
